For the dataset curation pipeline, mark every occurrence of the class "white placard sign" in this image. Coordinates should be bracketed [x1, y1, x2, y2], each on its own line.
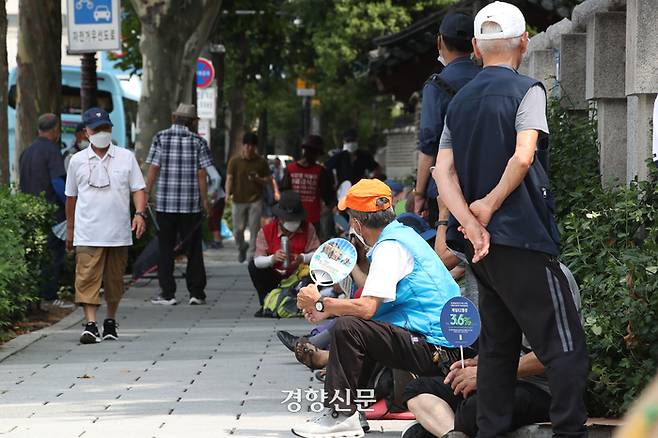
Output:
[196, 86, 217, 120]
[67, 0, 121, 53]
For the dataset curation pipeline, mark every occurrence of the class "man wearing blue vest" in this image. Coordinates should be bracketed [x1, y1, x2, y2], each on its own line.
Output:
[436, 2, 588, 437]
[415, 13, 481, 227]
[292, 179, 460, 438]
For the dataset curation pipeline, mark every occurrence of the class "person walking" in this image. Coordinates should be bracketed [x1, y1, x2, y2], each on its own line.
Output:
[145, 104, 213, 306]
[414, 12, 480, 227]
[19, 113, 73, 310]
[225, 132, 275, 263]
[65, 108, 146, 344]
[435, 2, 589, 437]
[62, 122, 89, 171]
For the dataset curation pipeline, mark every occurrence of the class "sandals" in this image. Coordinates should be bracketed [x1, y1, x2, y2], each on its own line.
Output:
[294, 337, 326, 370]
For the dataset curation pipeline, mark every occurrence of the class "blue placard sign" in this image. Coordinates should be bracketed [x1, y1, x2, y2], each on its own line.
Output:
[440, 296, 480, 347]
[74, 0, 113, 25]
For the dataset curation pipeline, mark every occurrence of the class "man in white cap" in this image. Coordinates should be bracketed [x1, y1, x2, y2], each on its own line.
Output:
[435, 2, 588, 437]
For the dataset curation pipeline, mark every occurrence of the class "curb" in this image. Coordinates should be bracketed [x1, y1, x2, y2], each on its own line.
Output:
[0, 308, 84, 363]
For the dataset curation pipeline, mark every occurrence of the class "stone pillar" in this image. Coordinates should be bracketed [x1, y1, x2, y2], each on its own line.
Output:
[626, 0, 658, 182]
[559, 33, 588, 110]
[585, 12, 627, 185]
[528, 49, 556, 93]
[627, 94, 657, 182]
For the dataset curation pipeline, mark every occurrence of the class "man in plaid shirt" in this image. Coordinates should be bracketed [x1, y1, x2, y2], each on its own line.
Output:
[145, 103, 213, 306]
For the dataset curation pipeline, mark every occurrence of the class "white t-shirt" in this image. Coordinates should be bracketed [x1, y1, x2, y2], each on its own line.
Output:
[65, 145, 146, 247]
[361, 241, 414, 303]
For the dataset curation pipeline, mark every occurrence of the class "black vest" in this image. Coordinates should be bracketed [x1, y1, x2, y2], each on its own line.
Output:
[445, 66, 560, 256]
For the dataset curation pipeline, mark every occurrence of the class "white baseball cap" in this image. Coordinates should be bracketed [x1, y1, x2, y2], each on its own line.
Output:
[474, 1, 526, 40]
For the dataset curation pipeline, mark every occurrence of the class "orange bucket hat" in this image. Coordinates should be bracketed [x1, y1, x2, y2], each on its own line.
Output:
[337, 179, 393, 213]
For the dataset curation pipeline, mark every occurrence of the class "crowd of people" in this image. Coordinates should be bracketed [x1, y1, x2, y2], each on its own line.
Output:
[15, 2, 590, 437]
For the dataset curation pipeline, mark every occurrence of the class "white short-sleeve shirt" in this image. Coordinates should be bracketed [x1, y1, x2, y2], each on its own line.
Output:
[65, 145, 146, 247]
[361, 241, 414, 303]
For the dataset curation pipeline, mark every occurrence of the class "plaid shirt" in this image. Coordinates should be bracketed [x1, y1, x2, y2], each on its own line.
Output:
[146, 124, 213, 213]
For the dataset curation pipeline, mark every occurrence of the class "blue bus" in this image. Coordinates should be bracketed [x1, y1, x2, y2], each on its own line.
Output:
[7, 65, 139, 178]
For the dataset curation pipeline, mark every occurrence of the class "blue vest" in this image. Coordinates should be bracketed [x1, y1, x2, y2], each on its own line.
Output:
[424, 57, 481, 198]
[371, 220, 460, 346]
[445, 66, 560, 256]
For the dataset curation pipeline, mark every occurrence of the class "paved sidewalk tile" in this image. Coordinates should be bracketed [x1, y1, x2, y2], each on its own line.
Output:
[0, 248, 409, 437]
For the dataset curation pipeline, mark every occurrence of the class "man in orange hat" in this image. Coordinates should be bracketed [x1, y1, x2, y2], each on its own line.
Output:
[292, 179, 460, 438]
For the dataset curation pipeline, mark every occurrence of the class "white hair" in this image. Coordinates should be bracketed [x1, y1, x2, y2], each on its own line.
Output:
[476, 21, 522, 54]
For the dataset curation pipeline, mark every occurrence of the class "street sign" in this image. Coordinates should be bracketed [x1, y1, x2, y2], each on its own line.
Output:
[67, 0, 121, 53]
[196, 58, 215, 89]
[296, 78, 316, 97]
[196, 86, 217, 120]
[197, 119, 211, 145]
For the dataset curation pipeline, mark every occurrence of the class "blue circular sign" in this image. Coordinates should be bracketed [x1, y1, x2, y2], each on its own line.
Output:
[440, 296, 480, 347]
[196, 58, 215, 88]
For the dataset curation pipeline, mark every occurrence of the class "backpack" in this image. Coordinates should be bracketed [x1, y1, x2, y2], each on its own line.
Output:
[262, 265, 311, 318]
[368, 365, 417, 413]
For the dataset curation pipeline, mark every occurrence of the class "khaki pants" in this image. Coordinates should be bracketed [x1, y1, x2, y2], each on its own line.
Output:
[232, 200, 263, 259]
[75, 246, 128, 306]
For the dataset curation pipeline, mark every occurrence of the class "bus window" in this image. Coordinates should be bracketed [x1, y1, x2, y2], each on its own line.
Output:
[7, 84, 114, 114]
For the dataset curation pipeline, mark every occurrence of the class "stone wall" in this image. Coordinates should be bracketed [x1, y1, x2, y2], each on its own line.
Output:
[518, 0, 657, 185]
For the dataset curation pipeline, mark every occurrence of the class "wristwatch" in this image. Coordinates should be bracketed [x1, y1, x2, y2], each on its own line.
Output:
[437, 220, 449, 227]
[314, 298, 325, 313]
[134, 211, 147, 220]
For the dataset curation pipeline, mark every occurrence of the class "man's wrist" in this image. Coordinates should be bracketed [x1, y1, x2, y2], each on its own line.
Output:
[134, 211, 147, 219]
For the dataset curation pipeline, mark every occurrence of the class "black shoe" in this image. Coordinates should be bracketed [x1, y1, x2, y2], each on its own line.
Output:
[80, 322, 101, 344]
[254, 308, 264, 317]
[276, 330, 299, 352]
[238, 244, 248, 263]
[102, 319, 118, 341]
[401, 421, 437, 438]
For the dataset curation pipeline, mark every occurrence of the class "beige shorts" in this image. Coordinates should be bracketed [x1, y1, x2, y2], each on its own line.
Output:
[75, 246, 129, 306]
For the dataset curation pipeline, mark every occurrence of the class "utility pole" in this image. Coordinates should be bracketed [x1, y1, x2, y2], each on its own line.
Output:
[80, 52, 98, 112]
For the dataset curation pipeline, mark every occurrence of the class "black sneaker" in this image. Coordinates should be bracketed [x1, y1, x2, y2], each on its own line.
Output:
[276, 330, 300, 352]
[238, 244, 248, 263]
[102, 319, 118, 341]
[80, 322, 101, 344]
[401, 421, 436, 438]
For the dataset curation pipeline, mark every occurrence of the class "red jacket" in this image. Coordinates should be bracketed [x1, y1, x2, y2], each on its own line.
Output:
[263, 219, 311, 276]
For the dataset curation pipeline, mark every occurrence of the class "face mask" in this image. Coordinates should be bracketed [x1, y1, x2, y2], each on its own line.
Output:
[349, 225, 372, 252]
[343, 142, 358, 153]
[89, 131, 112, 149]
[283, 220, 301, 232]
[79, 140, 90, 149]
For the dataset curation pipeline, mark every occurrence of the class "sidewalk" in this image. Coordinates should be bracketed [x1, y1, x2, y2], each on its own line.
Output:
[0, 242, 409, 438]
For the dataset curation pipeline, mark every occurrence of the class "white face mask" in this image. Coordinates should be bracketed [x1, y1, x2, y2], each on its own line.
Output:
[343, 142, 358, 153]
[89, 131, 112, 149]
[79, 140, 90, 149]
[283, 220, 301, 232]
[349, 225, 372, 252]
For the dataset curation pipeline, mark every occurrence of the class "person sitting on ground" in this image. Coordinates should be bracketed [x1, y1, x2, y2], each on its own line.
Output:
[291, 178, 460, 438]
[401, 263, 582, 438]
[249, 190, 320, 317]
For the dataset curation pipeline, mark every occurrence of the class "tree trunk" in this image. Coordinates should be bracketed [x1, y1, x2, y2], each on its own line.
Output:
[129, 0, 222, 163]
[0, 1, 9, 185]
[15, 0, 61, 183]
[227, 86, 245, 161]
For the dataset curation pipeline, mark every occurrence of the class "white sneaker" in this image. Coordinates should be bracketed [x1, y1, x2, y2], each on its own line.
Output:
[53, 299, 75, 309]
[189, 297, 206, 305]
[291, 408, 364, 438]
[150, 295, 177, 306]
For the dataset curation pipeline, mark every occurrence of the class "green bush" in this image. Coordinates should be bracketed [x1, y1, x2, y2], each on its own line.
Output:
[0, 188, 55, 331]
[548, 100, 658, 417]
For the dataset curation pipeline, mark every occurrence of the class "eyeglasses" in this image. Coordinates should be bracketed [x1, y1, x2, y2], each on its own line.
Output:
[88, 161, 110, 189]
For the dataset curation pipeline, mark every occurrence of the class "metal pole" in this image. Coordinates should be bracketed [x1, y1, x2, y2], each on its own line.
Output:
[80, 52, 98, 112]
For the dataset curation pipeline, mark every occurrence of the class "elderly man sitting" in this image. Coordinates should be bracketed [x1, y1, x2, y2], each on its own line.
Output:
[292, 179, 460, 438]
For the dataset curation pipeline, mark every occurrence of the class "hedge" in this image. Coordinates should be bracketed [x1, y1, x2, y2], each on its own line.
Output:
[548, 99, 658, 417]
[0, 189, 55, 333]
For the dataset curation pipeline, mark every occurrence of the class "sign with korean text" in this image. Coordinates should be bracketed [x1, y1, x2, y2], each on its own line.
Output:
[440, 296, 480, 347]
[67, 0, 121, 53]
[196, 86, 217, 120]
[196, 58, 215, 89]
